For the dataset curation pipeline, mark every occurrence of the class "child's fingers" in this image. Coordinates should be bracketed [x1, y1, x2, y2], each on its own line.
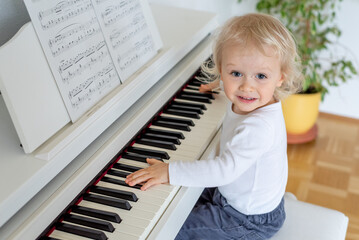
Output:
[146, 158, 162, 165]
[127, 172, 151, 186]
[140, 178, 159, 191]
[125, 169, 148, 185]
[199, 84, 211, 93]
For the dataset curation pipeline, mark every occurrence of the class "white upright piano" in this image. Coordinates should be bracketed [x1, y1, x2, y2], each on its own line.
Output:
[0, 3, 228, 240]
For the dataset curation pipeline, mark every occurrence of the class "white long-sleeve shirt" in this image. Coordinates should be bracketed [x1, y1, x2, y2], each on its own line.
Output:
[169, 102, 288, 215]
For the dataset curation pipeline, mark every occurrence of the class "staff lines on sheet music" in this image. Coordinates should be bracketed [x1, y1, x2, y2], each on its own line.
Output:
[110, 15, 147, 49]
[112, 22, 147, 49]
[60, 41, 108, 83]
[102, 1, 140, 27]
[40, 0, 93, 29]
[118, 35, 154, 70]
[109, 11, 145, 39]
[50, 24, 101, 57]
[68, 76, 94, 98]
[99, 0, 137, 19]
[70, 62, 117, 108]
[49, 18, 101, 57]
[38, 0, 85, 20]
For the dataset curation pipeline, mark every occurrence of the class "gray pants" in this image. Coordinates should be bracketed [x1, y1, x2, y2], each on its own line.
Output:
[175, 188, 285, 240]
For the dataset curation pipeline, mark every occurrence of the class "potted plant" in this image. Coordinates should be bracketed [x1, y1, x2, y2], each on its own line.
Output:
[241, 0, 357, 143]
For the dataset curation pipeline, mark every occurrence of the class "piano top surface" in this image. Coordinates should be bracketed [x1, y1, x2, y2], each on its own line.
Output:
[0, 3, 217, 230]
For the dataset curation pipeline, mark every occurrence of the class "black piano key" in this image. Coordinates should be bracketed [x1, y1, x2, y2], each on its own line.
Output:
[187, 80, 202, 87]
[56, 222, 107, 240]
[137, 138, 177, 150]
[83, 193, 132, 210]
[127, 146, 170, 159]
[90, 185, 138, 202]
[63, 214, 115, 232]
[190, 78, 203, 84]
[146, 128, 184, 139]
[158, 115, 194, 126]
[172, 100, 207, 110]
[112, 162, 142, 172]
[71, 205, 121, 223]
[122, 152, 163, 163]
[185, 85, 200, 91]
[142, 132, 181, 145]
[168, 104, 204, 114]
[102, 176, 142, 190]
[107, 169, 130, 178]
[177, 94, 212, 103]
[181, 90, 214, 99]
[163, 108, 200, 119]
[152, 120, 191, 131]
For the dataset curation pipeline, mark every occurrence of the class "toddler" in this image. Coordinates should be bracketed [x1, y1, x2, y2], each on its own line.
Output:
[126, 13, 303, 239]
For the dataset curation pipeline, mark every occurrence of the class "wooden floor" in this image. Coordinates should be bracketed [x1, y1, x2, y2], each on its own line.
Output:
[286, 112, 359, 240]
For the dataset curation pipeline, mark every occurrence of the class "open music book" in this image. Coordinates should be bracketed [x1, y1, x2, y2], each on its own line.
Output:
[0, 2, 216, 160]
[23, 0, 163, 122]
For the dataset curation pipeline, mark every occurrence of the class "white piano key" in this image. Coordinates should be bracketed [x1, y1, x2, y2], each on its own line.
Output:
[77, 183, 179, 239]
[96, 181, 166, 206]
[175, 92, 228, 119]
[116, 158, 150, 169]
[148, 125, 214, 149]
[101, 175, 172, 198]
[44, 86, 226, 240]
[50, 229, 93, 240]
[138, 127, 215, 160]
[69, 210, 149, 233]
[78, 201, 154, 224]
[88, 192, 162, 215]
[112, 158, 177, 192]
[114, 158, 148, 169]
[161, 112, 218, 127]
[61, 221, 144, 239]
[104, 172, 174, 193]
[131, 143, 196, 159]
[68, 212, 150, 239]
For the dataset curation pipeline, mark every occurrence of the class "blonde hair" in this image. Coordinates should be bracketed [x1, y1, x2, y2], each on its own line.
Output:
[201, 13, 303, 100]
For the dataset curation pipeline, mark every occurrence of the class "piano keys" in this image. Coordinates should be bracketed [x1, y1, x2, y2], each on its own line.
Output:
[0, 3, 228, 240]
[42, 76, 228, 240]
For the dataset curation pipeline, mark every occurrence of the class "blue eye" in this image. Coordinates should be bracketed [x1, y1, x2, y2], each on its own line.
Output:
[256, 73, 267, 79]
[231, 71, 242, 77]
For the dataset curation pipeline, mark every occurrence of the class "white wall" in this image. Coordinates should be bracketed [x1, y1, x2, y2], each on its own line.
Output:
[149, 0, 257, 24]
[150, 0, 359, 119]
[318, 0, 359, 119]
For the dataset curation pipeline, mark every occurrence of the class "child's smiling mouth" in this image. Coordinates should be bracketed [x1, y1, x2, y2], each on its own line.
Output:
[237, 96, 257, 103]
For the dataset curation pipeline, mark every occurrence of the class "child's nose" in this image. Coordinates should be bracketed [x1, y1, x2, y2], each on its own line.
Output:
[239, 78, 254, 92]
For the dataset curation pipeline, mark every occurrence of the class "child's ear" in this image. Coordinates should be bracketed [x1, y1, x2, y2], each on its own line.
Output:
[277, 73, 284, 87]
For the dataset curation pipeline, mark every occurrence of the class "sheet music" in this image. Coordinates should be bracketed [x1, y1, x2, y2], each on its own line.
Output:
[23, 0, 121, 122]
[91, 0, 161, 82]
[23, 0, 162, 122]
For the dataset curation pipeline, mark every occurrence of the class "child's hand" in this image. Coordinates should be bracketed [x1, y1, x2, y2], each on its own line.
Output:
[199, 79, 220, 93]
[199, 84, 212, 93]
[125, 158, 169, 191]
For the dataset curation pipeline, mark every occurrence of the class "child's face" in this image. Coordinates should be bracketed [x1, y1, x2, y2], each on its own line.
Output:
[220, 43, 284, 115]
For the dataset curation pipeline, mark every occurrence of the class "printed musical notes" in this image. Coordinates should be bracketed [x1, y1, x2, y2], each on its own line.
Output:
[38, 0, 93, 29]
[24, 0, 162, 122]
[24, 0, 121, 121]
[92, 0, 161, 81]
